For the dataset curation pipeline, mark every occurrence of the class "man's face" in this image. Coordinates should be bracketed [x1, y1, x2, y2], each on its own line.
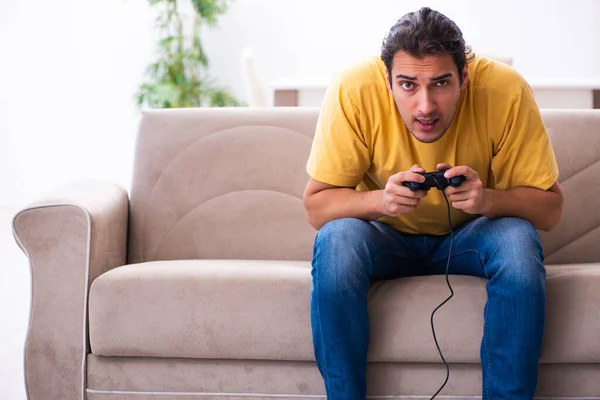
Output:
[386, 51, 469, 143]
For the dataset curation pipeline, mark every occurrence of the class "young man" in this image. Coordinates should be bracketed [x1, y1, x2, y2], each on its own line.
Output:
[303, 7, 563, 400]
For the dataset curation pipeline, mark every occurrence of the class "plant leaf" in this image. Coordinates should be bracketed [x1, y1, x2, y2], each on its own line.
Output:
[136, 0, 240, 109]
[191, 0, 228, 26]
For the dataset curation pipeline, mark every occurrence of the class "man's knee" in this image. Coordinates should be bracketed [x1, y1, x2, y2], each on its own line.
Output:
[484, 217, 546, 287]
[493, 217, 542, 255]
[312, 218, 375, 286]
[477, 217, 541, 255]
[315, 218, 375, 251]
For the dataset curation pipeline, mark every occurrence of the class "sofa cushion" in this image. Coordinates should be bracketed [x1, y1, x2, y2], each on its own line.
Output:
[89, 260, 600, 363]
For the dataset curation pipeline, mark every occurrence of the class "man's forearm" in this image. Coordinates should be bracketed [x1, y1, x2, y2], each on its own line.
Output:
[304, 188, 385, 230]
[481, 186, 563, 231]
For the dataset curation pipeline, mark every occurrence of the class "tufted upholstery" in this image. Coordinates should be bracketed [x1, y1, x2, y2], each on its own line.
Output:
[537, 109, 600, 264]
[127, 108, 319, 264]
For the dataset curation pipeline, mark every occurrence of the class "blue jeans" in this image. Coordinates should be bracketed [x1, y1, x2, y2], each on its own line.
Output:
[310, 216, 546, 400]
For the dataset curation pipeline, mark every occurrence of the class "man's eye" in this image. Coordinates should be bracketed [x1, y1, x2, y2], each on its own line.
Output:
[435, 80, 449, 87]
[400, 81, 414, 90]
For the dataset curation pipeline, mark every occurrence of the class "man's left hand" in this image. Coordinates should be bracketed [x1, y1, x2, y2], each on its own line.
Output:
[436, 163, 489, 214]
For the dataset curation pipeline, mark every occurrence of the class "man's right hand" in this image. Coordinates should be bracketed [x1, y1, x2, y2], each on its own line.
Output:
[380, 164, 428, 217]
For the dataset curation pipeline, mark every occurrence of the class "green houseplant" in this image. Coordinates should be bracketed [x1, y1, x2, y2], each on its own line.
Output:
[136, 0, 241, 108]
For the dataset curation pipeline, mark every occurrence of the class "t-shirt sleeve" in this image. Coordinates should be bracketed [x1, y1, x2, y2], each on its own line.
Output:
[491, 82, 559, 191]
[305, 76, 371, 187]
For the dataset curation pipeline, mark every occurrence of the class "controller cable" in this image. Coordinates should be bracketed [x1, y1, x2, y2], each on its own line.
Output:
[428, 176, 455, 399]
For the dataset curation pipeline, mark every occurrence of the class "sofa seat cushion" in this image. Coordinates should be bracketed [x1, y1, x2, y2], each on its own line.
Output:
[89, 260, 600, 363]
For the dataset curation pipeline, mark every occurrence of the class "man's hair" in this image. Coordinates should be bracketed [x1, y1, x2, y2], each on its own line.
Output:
[381, 7, 473, 85]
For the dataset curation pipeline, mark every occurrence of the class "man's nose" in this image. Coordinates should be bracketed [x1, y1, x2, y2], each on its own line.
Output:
[417, 89, 437, 116]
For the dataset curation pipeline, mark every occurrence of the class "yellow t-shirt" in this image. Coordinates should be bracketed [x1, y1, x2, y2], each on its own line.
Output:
[306, 55, 559, 235]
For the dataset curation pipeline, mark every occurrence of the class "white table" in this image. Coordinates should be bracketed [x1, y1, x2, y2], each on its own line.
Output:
[272, 77, 600, 109]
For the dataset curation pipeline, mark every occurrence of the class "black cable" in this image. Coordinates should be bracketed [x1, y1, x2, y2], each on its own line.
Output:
[429, 177, 455, 399]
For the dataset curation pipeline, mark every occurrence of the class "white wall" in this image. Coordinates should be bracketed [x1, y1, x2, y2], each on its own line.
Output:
[0, 0, 157, 206]
[203, 0, 600, 103]
[1, 0, 599, 207]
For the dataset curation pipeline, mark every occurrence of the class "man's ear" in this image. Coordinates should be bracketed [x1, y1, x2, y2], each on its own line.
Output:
[460, 65, 469, 89]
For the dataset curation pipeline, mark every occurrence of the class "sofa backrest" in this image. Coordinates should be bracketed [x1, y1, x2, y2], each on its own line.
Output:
[537, 109, 600, 264]
[127, 108, 319, 264]
[128, 107, 600, 265]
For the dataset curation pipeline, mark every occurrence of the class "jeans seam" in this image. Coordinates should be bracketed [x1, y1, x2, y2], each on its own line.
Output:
[313, 273, 331, 396]
[429, 248, 486, 267]
[371, 231, 423, 264]
[373, 251, 421, 261]
[484, 301, 491, 400]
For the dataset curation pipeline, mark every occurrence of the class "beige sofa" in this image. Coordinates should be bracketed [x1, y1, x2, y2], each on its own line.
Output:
[12, 107, 600, 400]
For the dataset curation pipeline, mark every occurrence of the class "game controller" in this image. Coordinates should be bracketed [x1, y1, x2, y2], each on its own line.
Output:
[402, 170, 466, 191]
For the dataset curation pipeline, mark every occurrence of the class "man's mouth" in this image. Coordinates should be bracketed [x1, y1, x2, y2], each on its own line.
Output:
[415, 118, 440, 132]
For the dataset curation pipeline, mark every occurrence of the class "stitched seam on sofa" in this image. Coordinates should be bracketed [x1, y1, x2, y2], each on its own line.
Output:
[87, 388, 478, 398]
[85, 390, 600, 399]
[141, 125, 312, 262]
[87, 389, 325, 398]
[151, 189, 303, 258]
[544, 224, 600, 260]
[554, 153, 600, 183]
[13, 203, 92, 400]
[542, 156, 600, 258]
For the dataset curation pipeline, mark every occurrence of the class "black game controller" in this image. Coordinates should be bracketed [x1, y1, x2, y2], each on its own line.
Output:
[402, 170, 466, 191]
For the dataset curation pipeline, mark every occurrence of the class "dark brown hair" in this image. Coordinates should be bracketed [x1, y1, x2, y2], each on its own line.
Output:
[381, 7, 473, 85]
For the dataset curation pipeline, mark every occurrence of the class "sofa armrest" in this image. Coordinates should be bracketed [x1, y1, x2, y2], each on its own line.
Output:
[12, 180, 129, 400]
